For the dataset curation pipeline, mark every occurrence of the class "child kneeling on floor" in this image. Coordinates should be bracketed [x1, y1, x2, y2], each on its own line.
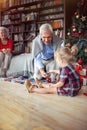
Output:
[25, 47, 81, 96]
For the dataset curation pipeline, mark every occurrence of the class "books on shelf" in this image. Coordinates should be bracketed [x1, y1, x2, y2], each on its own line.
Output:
[8, 0, 42, 7]
[13, 42, 24, 53]
[2, 15, 12, 25]
[25, 32, 35, 41]
[14, 34, 23, 42]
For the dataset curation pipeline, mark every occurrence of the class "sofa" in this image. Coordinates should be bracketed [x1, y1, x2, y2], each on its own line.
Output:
[0, 53, 57, 79]
[0, 53, 33, 77]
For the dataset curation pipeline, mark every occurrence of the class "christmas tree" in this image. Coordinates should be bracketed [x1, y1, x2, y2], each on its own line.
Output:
[65, 0, 87, 65]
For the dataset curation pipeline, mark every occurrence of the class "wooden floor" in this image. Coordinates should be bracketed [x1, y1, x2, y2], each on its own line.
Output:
[0, 81, 87, 130]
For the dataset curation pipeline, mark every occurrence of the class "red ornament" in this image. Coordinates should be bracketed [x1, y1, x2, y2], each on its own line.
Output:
[74, 12, 78, 16]
[75, 64, 82, 77]
[46, 77, 51, 83]
[75, 64, 82, 72]
[78, 58, 83, 65]
[72, 25, 76, 29]
[78, 30, 82, 35]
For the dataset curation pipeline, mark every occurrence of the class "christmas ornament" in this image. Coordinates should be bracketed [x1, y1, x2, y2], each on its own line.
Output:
[46, 77, 51, 83]
[78, 30, 82, 35]
[76, 15, 79, 19]
[72, 28, 76, 32]
[72, 32, 79, 37]
[81, 16, 86, 21]
[67, 32, 70, 36]
[74, 11, 78, 16]
[72, 25, 76, 29]
[78, 58, 83, 65]
[75, 64, 82, 72]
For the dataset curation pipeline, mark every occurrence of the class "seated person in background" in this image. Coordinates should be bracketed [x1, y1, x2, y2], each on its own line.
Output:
[32, 23, 64, 81]
[25, 47, 81, 97]
[0, 26, 13, 77]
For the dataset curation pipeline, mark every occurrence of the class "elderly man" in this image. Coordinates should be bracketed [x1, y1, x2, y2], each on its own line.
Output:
[32, 23, 64, 81]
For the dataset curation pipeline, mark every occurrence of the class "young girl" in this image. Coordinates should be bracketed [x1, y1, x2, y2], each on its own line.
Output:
[25, 47, 81, 96]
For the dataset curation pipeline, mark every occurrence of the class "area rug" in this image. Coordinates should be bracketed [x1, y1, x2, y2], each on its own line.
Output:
[0, 74, 46, 85]
[0, 74, 34, 84]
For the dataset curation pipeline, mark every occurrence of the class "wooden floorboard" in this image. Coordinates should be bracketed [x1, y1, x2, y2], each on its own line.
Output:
[0, 81, 87, 130]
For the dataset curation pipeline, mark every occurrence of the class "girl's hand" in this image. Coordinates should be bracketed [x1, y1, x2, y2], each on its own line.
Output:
[49, 69, 60, 74]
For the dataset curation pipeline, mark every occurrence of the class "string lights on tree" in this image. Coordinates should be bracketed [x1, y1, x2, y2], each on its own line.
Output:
[65, 0, 87, 65]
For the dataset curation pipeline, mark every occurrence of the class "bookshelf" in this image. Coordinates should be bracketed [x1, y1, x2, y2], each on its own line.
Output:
[0, 0, 79, 54]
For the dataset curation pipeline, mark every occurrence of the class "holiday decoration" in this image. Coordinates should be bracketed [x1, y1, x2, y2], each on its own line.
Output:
[46, 73, 51, 83]
[75, 64, 82, 73]
[77, 58, 83, 65]
[65, 0, 87, 65]
[75, 63, 87, 86]
[46, 77, 51, 83]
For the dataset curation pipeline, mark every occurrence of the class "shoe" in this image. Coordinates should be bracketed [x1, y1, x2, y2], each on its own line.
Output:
[25, 79, 33, 93]
[35, 78, 43, 88]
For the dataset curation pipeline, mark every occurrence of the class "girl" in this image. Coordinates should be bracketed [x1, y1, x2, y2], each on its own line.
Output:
[25, 47, 81, 97]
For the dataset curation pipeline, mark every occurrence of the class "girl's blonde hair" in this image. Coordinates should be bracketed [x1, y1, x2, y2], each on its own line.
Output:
[54, 47, 74, 63]
[71, 44, 78, 56]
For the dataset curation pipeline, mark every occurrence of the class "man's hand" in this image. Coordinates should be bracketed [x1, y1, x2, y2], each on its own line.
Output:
[40, 68, 48, 78]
